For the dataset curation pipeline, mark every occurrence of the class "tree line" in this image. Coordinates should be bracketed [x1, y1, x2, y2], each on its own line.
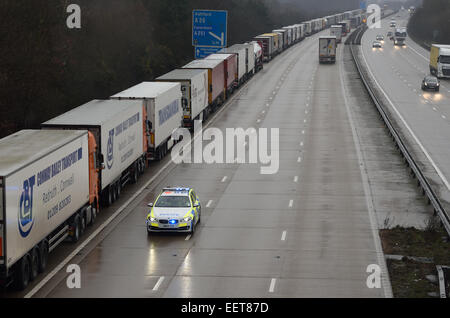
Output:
[0, 0, 358, 138]
[408, 0, 450, 45]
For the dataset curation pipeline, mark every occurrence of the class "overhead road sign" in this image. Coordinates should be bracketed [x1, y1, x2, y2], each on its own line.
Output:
[192, 10, 228, 47]
[195, 46, 222, 59]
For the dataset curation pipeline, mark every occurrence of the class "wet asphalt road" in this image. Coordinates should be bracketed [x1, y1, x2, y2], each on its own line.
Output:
[360, 11, 450, 204]
[14, 28, 392, 298]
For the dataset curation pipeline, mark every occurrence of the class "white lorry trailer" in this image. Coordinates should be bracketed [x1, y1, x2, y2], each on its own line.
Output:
[330, 25, 343, 43]
[430, 44, 450, 78]
[319, 36, 337, 64]
[111, 82, 182, 162]
[223, 43, 256, 79]
[0, 130, 99, 289]
[155, 69, 209, 128]
[217, 45, 247, 85]
[43, 99, 147, 206]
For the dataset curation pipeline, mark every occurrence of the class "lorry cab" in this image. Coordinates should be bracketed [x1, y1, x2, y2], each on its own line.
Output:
[430, 45, 450, 79]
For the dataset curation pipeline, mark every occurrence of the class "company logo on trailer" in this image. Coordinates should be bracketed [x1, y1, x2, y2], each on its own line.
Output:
[18, 176, 36, 238]
[107, 129, 114, 169]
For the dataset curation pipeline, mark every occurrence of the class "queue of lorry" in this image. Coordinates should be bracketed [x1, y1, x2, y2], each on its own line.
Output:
[0, 8, 366, 290]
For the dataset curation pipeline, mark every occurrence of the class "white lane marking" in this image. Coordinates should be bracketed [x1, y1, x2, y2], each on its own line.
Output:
[281, 231, 287, 241]
[24, 77, 252, 298]
[262, 110, 266, 114]
[185, 235, 191, 241]
[300, 141, 304, 147]
[269, 278, 277, 293]
[361, 44, 450, 191]
[297, 156, 302, 163]
[406, 42, 429, 61]
[305, 110, 309, 114]
[257, 119, 261, 123]
[302, 130, 305, 134]
[153, 276, 165, 291]
[289, 200, 293, 208]
[433, 107, 437, 111]
[206, 200, 213, 208]
[221, 176, 228, 183]
[340, 50, 393, 298]
[304, 119, 307, 123]
[294, 176, 298, 183]
[442, 115, 447, 119]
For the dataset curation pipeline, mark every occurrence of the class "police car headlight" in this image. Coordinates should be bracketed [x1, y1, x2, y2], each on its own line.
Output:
[149, 217, 157, 222]
[424, 83, 428, 86]
[183, 216, 193, 222]
[436, 83, 440, 86]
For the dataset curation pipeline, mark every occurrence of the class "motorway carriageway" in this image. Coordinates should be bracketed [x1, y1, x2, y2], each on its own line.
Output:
[7, 25, 400, 298]
[361, 11, 450, 206]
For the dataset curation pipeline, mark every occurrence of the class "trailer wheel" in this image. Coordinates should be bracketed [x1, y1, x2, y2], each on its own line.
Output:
[138, 158, 145, 175]
[30, 247, 39, 281]
[14, 255, 30, 290]
[131, 163, 138, 184]
[80, 213, 86, 236]
[107, 186, 114, 206]
[90, 205, 97, 225]
[71, 215, 81, 243]
[38, 241, 49, 273]
[117, 181, 121, 198]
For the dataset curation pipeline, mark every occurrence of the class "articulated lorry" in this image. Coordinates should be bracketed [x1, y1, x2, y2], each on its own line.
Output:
[156, 69, 209, 128]
[0, 130, 100, 289]
[43, 99, 149, 206]
[330, 25, 343, 43]
[430, 44, 450, 79]
[319, 36, 337, 64]
[393, 28, 407, 46]
[110, 83, 183, 162]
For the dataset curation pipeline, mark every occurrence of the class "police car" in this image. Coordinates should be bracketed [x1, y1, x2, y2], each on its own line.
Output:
[146, 187, 201, 234]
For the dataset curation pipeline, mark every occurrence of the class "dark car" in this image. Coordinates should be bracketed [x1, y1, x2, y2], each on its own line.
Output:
[421, 76, 440, 92]
[387, 31, 393, 39]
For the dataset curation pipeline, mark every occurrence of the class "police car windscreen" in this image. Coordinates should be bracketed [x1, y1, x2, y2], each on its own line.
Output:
[155, 196, 191, 208]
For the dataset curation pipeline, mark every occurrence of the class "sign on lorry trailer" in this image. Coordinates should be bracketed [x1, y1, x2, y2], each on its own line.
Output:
[319, 36, 337, 63]
[110, 83, 182, 160]
[156, 69, 209, 127]
[43, 100, 145, 190]
[0, 130, 90, 270]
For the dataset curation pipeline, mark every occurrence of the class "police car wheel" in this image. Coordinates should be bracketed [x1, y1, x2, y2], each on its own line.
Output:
[190, 221, 196, 235]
